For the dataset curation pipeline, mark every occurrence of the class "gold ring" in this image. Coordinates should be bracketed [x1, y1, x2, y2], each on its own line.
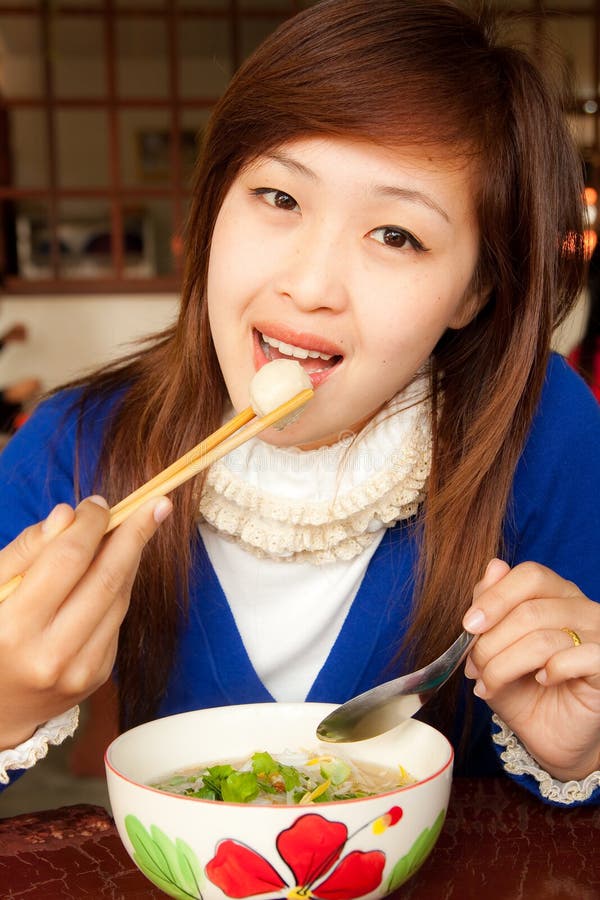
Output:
[561, 627, 582, 647]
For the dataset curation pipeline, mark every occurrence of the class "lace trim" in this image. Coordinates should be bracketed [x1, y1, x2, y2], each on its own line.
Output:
[199, 393, 431, 563]
[491, 713, 600, 804]
[0, 706, 80, 785]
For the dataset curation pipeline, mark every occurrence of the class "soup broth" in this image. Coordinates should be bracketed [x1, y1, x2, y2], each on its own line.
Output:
[151, 749, 415, 805]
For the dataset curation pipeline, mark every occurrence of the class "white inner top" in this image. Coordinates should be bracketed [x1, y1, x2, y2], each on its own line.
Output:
[199, 523, 383, 701]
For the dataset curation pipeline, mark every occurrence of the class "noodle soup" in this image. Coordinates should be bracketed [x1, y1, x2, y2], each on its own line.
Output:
[151, 749, 415, 805]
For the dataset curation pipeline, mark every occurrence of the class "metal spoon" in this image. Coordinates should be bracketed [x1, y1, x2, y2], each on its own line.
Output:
[316, 630, 476, 742]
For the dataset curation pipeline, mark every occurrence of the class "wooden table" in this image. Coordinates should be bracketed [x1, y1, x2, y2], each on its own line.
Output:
[1, 777, 598, 899]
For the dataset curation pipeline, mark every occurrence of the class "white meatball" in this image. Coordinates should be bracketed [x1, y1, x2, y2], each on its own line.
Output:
[249, 359, 313, 429]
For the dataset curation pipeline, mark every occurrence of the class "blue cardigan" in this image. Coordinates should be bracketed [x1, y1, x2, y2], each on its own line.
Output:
[0, 354, 599, 804]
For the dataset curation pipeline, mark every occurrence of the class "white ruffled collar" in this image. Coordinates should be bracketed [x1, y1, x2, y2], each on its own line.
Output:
[198, 381, 431, 563]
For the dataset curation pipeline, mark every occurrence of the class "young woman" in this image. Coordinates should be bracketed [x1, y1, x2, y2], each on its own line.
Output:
[0, 0, 598, 806]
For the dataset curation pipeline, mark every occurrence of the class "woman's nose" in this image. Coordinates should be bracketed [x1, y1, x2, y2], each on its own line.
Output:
[274, 228, 349, 313]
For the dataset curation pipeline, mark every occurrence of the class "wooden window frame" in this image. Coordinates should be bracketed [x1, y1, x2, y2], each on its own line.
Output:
[0, 1, 303, 295]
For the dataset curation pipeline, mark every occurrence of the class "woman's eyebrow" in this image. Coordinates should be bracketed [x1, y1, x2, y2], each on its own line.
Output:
[264, 152, 318, 180]
[373, 185, 450, 223]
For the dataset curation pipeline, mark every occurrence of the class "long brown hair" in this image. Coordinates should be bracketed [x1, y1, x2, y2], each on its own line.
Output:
[69, 0, 584, 734]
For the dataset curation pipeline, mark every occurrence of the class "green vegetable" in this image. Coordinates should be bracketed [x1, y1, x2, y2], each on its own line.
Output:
[221, 771, 260, 804]
[152, 750, 412, 805]
[251, 751, 279, 775]
[320, 758, 351, 786]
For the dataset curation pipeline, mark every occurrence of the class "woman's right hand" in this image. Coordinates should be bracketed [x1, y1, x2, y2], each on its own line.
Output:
[0, 494, 172, 750]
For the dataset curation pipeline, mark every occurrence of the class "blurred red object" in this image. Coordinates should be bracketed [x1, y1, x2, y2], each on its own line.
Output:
[12, 410, 30, 430]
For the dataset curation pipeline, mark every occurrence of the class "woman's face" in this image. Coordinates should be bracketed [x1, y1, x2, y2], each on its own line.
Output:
[207, 136, 483, 447]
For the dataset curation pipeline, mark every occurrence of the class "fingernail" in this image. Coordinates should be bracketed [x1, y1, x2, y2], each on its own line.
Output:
[88, 495, 109, 509]
[485, 557, 509, 580]
[535, 668, 548, 685]
[484, 558, 499, 576]
[473, 679, 487, 698]
[464, 657, 479, 679]
[42, 504, 66, 535]
[153, 497, 173, 524]
[463, 608, 486, 632]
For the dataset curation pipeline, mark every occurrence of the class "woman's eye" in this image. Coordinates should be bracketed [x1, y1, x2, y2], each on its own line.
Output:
[253, 188, 299, 212]
[370, 226, 425, 252]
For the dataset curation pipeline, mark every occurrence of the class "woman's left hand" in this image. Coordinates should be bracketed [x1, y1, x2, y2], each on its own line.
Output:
[463, 559, 600, 781]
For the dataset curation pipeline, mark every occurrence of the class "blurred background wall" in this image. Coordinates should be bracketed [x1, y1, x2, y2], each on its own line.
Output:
[0, 294, 176, 388]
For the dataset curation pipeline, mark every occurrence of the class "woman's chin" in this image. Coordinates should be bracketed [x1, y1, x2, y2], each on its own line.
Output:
[257, 417, 339, 450]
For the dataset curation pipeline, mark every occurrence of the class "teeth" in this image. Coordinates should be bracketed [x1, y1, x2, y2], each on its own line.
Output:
[262, 333, 332, 361]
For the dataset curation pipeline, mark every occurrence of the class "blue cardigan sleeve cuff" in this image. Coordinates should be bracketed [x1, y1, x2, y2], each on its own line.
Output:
[0, 768, 24, 793]
[491, 714, 600, 807]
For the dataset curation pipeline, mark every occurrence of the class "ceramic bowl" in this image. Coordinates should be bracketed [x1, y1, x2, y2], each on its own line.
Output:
[105, 702, 453, 899]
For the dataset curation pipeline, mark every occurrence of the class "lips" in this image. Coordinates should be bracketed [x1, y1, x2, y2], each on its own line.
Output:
[253, 327, 343, 386]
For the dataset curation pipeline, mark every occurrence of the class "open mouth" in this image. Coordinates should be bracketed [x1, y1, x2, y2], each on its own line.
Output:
[255, 329, 343, 386]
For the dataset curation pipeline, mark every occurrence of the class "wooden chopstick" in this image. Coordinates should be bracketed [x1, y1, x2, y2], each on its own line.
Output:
[106, 388, 313, 531]
[0, 387, 313, 604]
[107, 404, 256, 521]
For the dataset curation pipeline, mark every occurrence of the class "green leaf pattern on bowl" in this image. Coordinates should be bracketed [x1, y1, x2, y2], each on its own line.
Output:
[125, 814, 204, 899]
[386, 809, 446, 892]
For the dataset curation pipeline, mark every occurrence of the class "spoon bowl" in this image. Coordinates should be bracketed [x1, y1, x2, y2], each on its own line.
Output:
[317, 630, 476, 742]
